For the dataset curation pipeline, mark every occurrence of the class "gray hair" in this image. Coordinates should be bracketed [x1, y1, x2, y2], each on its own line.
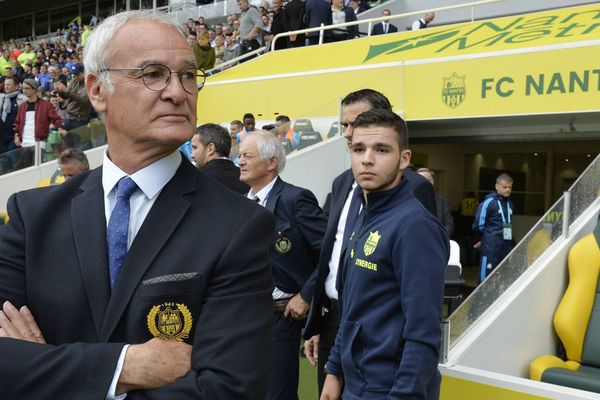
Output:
[83, 10, 187, 92]
[249, 131, 286, 174]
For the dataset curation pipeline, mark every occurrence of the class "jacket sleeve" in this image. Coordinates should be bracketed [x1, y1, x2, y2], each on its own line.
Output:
[0, 193, 124, 400]
[296, 189, 328, 302]
[413, 179, 437, 216]
[47, 101, 63, 129]
[388, 219, 448, 399]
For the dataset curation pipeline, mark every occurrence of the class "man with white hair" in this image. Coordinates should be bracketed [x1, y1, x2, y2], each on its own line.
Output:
[0, 10, 275, 399]
[239, 131, 327, 400]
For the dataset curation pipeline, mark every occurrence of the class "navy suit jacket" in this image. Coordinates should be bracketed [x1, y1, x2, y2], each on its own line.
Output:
[199, 158, 250, 195]
[371, 22, 398, 35]
[304, 168, 436, 338]
[305, 0, 333, 37]
[264, 177, 327, 302]
[0, 159, 276, 399]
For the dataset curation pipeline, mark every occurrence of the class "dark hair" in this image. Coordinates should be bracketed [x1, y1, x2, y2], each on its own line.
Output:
[196, 123, 231, 157]
[243, 113, 255, 121]
[59, 148, 89, 169]
[4, 76, 19, 85]
[341, 88, 392, 111]
[275, 115, 290, 123]
[353, 109, 408, 147]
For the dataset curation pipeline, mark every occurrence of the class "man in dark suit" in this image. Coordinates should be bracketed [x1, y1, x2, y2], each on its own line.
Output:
[270, 0, 289, 50]
[285, 0, 307, 47]
[192, 123, 249, 194]
[238, 131, 327, 400]
[0, 11, 275, 399]
[303, 89, 436, 396]
[305, 0, 332, 46]
[371, 9, 398, 35]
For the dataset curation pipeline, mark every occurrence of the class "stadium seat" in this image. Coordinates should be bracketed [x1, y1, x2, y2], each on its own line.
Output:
[327, 121, 340, 138]
[293, 119, 314, 135]
[280, 138, 293, 155]
[297, 132, 323, 150]
[530, 218, 600, 393]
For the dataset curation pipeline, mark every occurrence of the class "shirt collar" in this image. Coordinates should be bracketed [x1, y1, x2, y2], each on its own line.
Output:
[248, 176, 278, 204]
[102, 150, 182, 199]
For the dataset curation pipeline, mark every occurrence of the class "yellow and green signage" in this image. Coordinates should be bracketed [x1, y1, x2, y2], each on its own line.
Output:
[199, 3, 600, 123]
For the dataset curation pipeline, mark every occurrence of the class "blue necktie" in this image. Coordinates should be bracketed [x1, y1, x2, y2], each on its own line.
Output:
[341, 185, 363, 252]
[107, 177, 138, 289]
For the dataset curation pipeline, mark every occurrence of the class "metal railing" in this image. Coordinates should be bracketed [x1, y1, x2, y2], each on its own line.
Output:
[443, 153, 600, 355]
[271, 0, 504, 50]
[206, 0, 503, 74]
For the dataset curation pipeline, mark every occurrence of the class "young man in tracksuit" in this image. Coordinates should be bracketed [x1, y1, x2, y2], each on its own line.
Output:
[473, 173, 514, 283]
[321, 109, 449, 400]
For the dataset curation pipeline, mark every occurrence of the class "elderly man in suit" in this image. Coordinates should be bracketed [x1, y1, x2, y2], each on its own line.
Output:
[191, 123, 249, 194]
[371, 9, 398, 35]
[239, 131, 327, 400]
[0, 11, 275, 399]
[303, 89, 437, 396]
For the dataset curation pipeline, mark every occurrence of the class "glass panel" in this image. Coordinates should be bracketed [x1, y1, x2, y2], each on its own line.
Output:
[447, 154, 600, 349]
[0, 147, 35, 174]
[568, 155, 600, 228]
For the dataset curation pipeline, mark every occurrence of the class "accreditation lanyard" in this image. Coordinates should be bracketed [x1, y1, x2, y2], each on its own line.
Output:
[498, 200, 512, 240]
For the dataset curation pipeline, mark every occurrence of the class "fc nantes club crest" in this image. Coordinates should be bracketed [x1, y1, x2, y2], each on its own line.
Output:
[147, 302, 192, 341]
[442, 73, 466, 108]
[363, 231, 381, 256]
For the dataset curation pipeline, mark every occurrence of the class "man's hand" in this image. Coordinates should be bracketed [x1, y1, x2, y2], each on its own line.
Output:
[289, 34, 297, 42]
[116, 338, 192, 394]
[0, 301, 46, 344]
[474, 241, 481, 249]
[320, 374, 342, 400]
[284, 293, 309, 320]
[304, 335, 319, 366]
[58, 128, 68, 137]
[13, 136, 21, 147]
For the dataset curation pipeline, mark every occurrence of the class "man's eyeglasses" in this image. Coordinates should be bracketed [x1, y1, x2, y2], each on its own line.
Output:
[100, 63, 206, 94]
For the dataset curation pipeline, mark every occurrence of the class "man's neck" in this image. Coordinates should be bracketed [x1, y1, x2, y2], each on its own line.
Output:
[250, 174, 277, 196]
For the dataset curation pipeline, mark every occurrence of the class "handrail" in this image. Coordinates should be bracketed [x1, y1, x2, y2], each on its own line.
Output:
[271, 0, 504, 51]
[206, 45, 268, 75]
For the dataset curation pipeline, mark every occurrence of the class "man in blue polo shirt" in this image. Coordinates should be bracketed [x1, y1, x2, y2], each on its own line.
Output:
[321, 109, 449, 400]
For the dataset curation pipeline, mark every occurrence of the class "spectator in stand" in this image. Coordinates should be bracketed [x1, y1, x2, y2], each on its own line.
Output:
[43, 66, 60, 92]
[54, 64, 93, 130]
[222, 33, 242, 66]
[192, 123, 250, 194]
[284, 0, 306, 47]
[0, 76, 27, 154]
[270, 0, 289, 50]
[306, 0, 333, 45]
[195, 32, 216, 70]
[38, 65, 51, 91]
[17, 43, 36, 66]
[80, 25, 93, 47]
[275, 115, 301, 150]
[238, 0, 266, 57]
[330, 0, 358, 42]
[214, 35, 226, 65]
[58, 147, 89, 179]
[13, 79, 64, 168]
[371, 9, 398, 35]
[0, 49, 13, 77]
[412, 12, 435, 30]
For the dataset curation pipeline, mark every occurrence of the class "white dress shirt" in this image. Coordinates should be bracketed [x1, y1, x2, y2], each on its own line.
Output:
[103, 150, 182, 400]
[324, 181, 359, 300]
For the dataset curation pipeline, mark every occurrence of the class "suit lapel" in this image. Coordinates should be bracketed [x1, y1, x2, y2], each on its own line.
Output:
[329, 170, 354, 231]
[265, 177, 284, 214]
[100, 161, 197, 341]
[72, 168, 110, 338]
